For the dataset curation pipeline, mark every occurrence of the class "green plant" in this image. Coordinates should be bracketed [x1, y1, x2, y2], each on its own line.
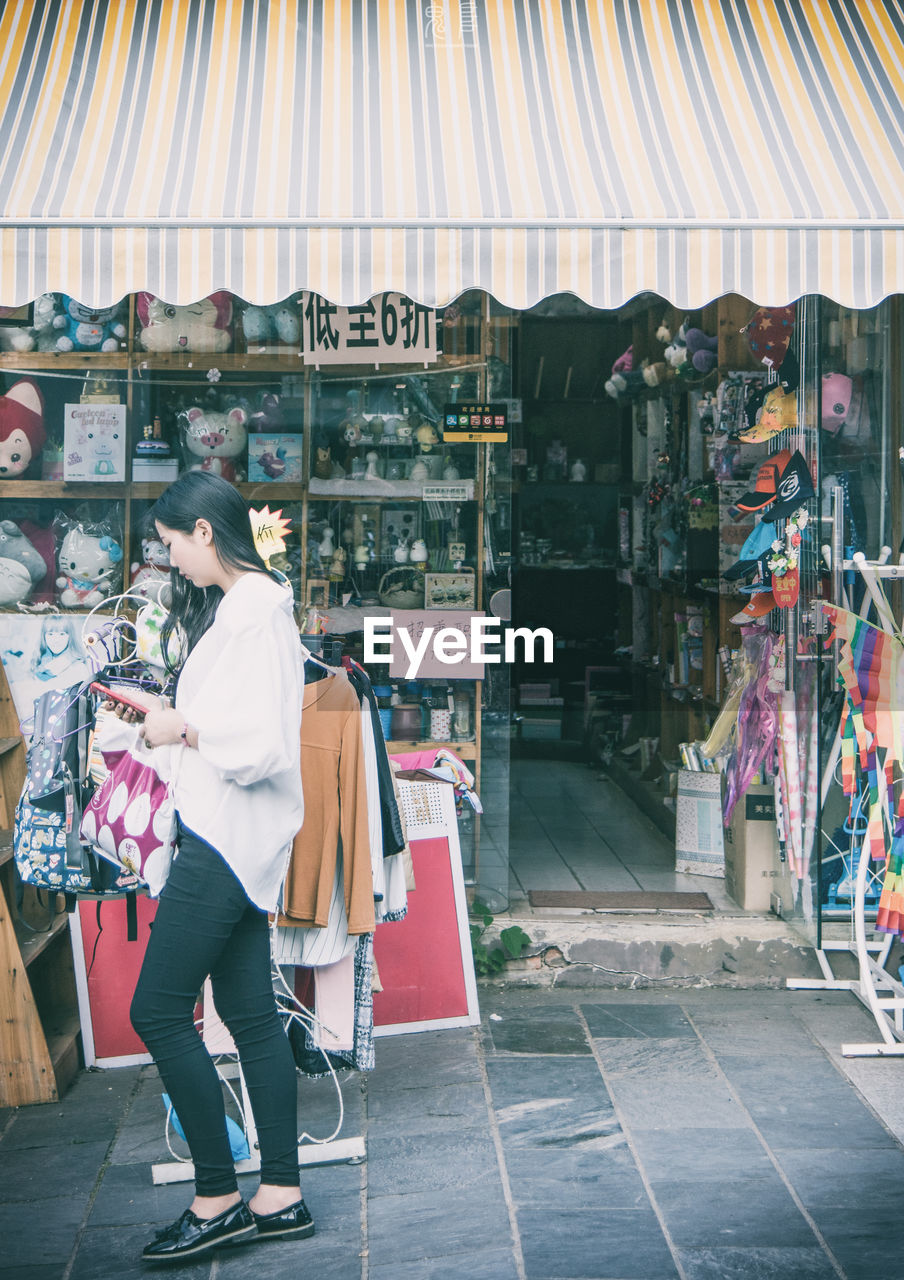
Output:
[469, 898, 531, 976]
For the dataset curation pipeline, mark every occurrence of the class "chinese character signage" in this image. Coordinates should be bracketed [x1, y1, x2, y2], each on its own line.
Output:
[301, 293, 438, 365]
[442, 403, 508, 444]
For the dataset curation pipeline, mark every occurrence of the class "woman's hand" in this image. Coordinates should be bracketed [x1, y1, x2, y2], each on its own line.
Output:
[140, 705, 185, 750]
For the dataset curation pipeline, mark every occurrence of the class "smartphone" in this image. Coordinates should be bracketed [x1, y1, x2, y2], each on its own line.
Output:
[89, 682, 158, 718]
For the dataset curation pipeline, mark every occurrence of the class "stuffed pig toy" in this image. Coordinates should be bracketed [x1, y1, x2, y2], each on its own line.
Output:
[53, 296, 127, 353]
[56, 526, 123, 607]
[137, 292, 233, 353]
[182, 406, 248, 482]
[0, 378, 45, 478]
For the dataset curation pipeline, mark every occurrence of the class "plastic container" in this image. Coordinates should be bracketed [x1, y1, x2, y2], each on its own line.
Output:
[390, 704, 422, 740]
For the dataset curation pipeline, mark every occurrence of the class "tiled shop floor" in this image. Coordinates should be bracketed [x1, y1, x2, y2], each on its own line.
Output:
[1, 987, 903, 1279]
[507, 758, 737, 910]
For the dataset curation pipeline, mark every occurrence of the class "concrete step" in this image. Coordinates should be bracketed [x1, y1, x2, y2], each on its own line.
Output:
[481, 910, 835, 989]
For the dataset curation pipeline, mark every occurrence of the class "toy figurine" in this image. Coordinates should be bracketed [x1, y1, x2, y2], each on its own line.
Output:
[56, 525, 123, 607]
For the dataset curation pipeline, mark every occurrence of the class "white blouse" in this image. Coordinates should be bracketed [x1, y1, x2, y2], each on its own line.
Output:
[163, 571, 305, 911]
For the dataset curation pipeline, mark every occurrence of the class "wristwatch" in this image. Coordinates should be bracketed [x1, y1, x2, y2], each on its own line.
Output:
[180, 723, 189, 744]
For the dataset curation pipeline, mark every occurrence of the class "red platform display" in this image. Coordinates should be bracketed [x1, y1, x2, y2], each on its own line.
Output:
[72, 896, 157, 1066]
[374, 775, 479, 1034]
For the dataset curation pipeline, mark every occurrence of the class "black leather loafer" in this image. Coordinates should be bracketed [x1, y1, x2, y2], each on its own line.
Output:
[142, 1200, 256, 1262]
[251, 1197, 315, 1241]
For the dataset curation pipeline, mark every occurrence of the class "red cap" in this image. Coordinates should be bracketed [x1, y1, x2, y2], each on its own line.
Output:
[731, 591, 777, 623]
[735, 449, 792, 513]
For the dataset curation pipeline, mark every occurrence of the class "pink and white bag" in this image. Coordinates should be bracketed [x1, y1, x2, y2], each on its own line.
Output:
[80, 716, 181, 897]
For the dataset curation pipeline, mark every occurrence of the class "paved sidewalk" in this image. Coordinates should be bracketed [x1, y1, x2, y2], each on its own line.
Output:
[2, 987, 904, 1279]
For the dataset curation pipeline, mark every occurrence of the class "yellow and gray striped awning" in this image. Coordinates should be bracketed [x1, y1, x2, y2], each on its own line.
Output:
[2, 0, 904, 310]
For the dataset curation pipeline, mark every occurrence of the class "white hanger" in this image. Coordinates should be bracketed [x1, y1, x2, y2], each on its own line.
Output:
[298, 639, 338, 673]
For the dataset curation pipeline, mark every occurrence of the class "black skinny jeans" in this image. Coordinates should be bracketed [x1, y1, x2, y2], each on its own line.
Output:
[130, 822, 299, 1196]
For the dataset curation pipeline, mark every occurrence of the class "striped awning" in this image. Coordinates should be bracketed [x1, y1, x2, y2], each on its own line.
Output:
[2, 0, 904, 311]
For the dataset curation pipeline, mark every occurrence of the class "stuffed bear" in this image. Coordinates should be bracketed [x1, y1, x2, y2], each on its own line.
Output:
[53, 296, 127, 353]
[0, 294, 63, 353]
[0, 378, 45, 478]
[56, 526, 123, 607]
[137, 293, 234, 353]
[181, 405, 248, 482]
[241, 299, 301, 347]
[130, 536, 172, 603]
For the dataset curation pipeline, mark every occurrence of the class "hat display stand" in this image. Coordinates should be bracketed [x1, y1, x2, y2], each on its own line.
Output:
[788, 531, 904, 1057]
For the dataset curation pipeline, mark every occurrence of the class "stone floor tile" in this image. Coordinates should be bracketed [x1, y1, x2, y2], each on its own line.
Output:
[364, 1130, 500, 1198]
[488, 1006, 592, 1055]
[504, 1143, 646, 1208]
[0, 1197, 86, 1268]
[630, 1128, 770, 1181]
[70, 1224, 212, 1279]
[517, 1206, 679, 1279]
[366, 1080, 488, 1138]
[0, 1139, 108, 1203]
[368, 1247, 520, 1279]
[582, 1003, 697, 1040]
[772, 1145, 904, 1205]
[676, 1245, 838, 1279]
[652, 1179, 818, 1249]
[366, 1183, 510, 1266]
[604, 1075, 742, 1131]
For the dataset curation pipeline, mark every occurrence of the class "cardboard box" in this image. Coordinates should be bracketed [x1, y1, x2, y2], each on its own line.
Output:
[63, 403, 127, 481]
[132, 457, 180, 481]
[247, 433, 303, 482]
[724, 784, 794, 911]
[675, 770, 725, 878]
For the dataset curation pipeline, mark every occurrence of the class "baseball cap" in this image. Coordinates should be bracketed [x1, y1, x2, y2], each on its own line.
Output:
[822, 372, 853, 434]
[723, 519, 778, 580]
[770, 450, 815, 519]
[730, 591, 777, 624]
[736, 449, 792, 512]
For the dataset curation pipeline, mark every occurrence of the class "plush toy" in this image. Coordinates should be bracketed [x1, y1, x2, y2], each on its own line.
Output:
[56, 526, 123, 607]
[605, 347, 647, 400]
[642, 361, 674, 389]
[0, 520, 47, 600]
[130, 536, 172, 603]
[53, 296, 127, 353]
[664, 323, 689, 369]
[415, 421, 440, 453]
[181, 405, 248, 482]
[684, 327, 718, 374]
[248, 391, 285, 433]
[241, 299, 301, 347]
[136, 292, 233, 353]
[0, 378, 45, 478]
[0, 294, 62, 353]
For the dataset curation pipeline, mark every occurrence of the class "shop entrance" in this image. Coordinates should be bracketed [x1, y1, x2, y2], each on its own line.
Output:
[506, 293, 896, 929]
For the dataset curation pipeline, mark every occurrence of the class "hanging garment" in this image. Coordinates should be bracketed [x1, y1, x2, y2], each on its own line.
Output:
[312, 954, 355, 1053]
[272, 842, 356, 967]
[346, 661, 406, 857]
[280, 670, 375, 935]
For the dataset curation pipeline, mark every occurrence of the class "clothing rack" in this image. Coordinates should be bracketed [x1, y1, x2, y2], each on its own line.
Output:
[787, 553, 904, 1056]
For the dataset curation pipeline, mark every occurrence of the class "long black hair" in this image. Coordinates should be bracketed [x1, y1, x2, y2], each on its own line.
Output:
[150, 471, 279, 678]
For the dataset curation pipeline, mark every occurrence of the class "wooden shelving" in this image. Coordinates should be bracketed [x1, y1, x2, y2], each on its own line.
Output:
[0, 660, 80, 1106]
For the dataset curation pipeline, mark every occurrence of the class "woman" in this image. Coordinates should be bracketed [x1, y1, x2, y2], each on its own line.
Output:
[33, 615, 89, 684]
[128, 470, 309, 1263]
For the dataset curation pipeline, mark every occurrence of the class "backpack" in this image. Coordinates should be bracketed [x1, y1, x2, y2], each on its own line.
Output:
[13, 680, 139, 929]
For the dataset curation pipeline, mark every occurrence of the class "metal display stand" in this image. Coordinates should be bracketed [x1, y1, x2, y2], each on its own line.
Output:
[788, 553, 904, 1056]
